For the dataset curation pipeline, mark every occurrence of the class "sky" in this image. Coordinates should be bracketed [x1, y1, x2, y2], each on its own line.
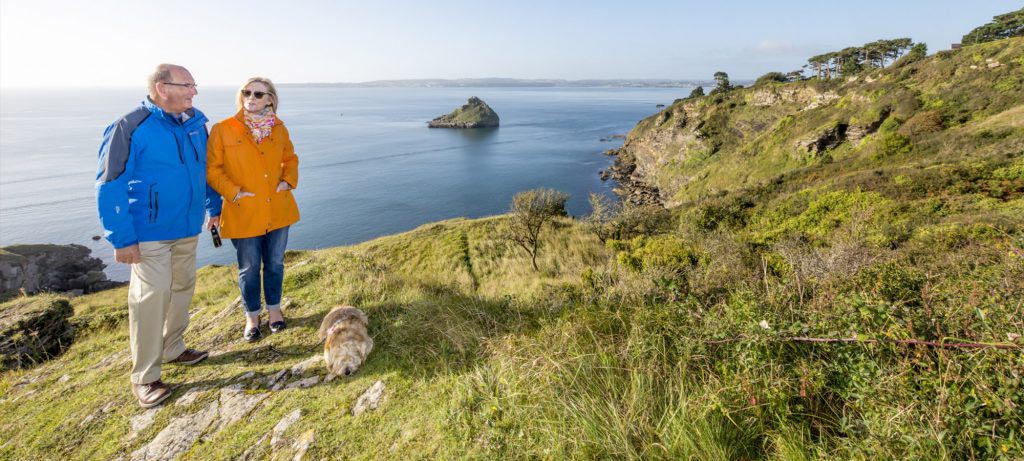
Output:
[1, 0, 1019, 87]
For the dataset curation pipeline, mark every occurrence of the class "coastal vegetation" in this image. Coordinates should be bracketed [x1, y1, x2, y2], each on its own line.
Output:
[2, 13, 1023, 461]
[961, 7, 1024, 45]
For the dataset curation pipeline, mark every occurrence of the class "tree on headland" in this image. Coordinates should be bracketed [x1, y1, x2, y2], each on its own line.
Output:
[506, 188, 569, 271]
[961, 7, 1024, 45]
[688, 86, 705, 98]
[711, 71, 732, 94]
[805, 38, 917, 80]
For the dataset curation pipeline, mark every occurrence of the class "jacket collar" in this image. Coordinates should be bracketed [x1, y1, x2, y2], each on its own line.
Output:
[143, 97, 208, 129]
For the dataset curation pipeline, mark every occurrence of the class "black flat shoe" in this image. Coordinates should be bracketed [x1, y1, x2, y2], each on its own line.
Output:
[244, 326, 261, 342]
[270, 320, 286, 333]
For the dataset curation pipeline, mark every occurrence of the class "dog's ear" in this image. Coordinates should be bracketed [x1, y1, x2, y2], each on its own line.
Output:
[354, 309, 369, 326]
[359, 336, 374, 360]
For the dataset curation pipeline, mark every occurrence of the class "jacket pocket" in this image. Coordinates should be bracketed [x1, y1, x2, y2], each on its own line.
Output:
[148, 184, 160, 224]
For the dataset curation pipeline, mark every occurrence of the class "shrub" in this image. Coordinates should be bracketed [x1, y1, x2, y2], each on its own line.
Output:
[873, 133, 913, 159]
[755, 72, 789, 86]
[897, 110, 943, 136]
[609, 204, 674, 240]
[506, 188, 569, 271]
[859, 262, 925, 305]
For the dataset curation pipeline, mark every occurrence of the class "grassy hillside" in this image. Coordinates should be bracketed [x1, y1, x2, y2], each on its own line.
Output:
[1, 39, 1023, 460]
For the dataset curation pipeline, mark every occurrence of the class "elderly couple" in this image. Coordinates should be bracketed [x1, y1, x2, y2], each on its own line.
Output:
[96, 64, 299, 407]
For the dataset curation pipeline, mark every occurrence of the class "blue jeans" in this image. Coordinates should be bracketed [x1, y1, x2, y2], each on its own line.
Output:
[231, 226, 289, 314]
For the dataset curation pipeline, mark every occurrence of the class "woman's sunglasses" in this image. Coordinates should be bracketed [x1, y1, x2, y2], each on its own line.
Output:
[241, 90, 269, 99]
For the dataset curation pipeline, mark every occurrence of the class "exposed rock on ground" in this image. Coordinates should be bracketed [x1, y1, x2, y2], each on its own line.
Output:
[428, 97, 500, 128]
[0, 296, 74, 370]
[130, 388, 270, 461]
[0, 244, 122, 298]
[352, 380, 386, 416]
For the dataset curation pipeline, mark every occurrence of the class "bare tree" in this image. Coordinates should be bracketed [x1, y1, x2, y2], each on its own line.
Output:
[507, 188, 569, 271]
[584, 192, 621, 243]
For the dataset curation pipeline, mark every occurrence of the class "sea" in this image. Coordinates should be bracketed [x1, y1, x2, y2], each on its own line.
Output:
[0, 86, 689, 280]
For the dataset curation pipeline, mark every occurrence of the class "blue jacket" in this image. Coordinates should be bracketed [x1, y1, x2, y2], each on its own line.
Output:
[96, 98, 222, 249]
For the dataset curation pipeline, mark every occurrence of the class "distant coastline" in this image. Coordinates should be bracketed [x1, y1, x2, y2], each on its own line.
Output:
[280, 78, 713, 88]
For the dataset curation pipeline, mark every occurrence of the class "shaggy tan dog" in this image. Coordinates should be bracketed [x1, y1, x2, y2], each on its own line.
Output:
[318, 306, 373, 377]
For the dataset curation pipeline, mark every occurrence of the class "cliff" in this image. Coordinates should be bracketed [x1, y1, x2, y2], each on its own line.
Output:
[613, 37, 1024, 207]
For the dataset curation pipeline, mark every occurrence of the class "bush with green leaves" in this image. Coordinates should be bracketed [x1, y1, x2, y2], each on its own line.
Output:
[506, 188, 568, 271]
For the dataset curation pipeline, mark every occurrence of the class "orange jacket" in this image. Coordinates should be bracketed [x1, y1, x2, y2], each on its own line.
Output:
[207, 111, 300, 239]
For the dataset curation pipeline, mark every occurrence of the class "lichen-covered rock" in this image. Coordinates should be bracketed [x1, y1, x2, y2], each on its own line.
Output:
[0, 296, 74, 370]
[428, 97, 499, 128]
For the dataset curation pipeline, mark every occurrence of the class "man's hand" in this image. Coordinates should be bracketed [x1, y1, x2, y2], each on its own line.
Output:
[276, 181, 291, 192]
[115, 244, 142, 264]
[207, 215, 221, 230]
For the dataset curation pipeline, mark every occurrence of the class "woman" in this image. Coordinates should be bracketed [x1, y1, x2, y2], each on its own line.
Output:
[207, 77, 299, 341]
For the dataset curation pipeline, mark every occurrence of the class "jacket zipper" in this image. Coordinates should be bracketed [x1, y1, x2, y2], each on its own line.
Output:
[154, 191, 159, 223]
[148, 184, 156, 223]
[174, 135, 184, 164]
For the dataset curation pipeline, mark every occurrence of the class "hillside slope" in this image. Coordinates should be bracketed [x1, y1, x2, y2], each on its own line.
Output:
[1, 39, 1023, 460]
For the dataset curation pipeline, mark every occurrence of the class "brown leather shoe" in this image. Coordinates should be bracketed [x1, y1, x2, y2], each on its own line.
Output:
[132, 380, 171, 408]
[168, 348, 209, 365]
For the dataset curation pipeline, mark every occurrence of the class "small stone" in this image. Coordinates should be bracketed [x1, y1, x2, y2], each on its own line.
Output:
[352, 380, 385, 416]
[101, 401, 119, 413]
[58, 374, 71, 383]
[758, 320, 771, 330]
[292, 430, 315, 461]
[285, 376, 320, 390]
[271, 409, 302, 447]
[266, 369, 289, 387]
[236, 371, 256, 382]
[1008, 333, 1021, 342]
[290, 355, 321, 375]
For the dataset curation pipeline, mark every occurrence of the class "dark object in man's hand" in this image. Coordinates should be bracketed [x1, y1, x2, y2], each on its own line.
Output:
[211, 227, 222, 248]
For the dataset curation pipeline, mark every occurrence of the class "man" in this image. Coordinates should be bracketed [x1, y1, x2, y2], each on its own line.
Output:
[96, 64, 222, 408]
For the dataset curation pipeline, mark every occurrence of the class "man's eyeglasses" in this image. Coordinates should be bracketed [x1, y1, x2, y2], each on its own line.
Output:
[241, 90, 269, 99]
[161, 82, 198, 90]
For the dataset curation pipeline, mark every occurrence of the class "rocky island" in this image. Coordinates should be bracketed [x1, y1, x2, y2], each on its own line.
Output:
[427, 97, 499, 128]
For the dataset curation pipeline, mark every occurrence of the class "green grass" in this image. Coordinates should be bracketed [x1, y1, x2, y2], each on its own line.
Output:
[2, 38, 1024, 461]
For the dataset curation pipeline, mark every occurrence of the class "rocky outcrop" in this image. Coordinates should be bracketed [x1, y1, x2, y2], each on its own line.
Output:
[0, 296, 74, 370]
[795, 107, 891, 158]
[428, 97, 500, 128]
[796, 124, 848, 157]
[0, 244, 121, 298]
[603, 148, 663, 207]
[750, 86, 839, 110]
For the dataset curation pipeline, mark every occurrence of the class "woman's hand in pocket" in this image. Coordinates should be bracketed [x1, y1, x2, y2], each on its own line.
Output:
[276, 181, 292, 192]
[233, 188, 256, 202]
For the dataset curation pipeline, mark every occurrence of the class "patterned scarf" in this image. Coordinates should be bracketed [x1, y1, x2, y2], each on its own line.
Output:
[243, 109, 276, 144]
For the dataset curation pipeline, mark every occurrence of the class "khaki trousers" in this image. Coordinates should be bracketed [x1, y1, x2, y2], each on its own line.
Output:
[128, 236, 198, 384]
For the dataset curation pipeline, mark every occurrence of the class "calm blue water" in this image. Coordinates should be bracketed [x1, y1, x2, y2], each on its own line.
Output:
[0, 86, 686, 280]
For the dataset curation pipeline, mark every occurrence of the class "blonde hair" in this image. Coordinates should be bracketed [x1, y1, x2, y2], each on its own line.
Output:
[236, 77, 279, 112]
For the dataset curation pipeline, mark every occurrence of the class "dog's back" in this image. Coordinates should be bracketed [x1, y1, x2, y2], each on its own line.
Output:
[318, 306, 369, 340]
